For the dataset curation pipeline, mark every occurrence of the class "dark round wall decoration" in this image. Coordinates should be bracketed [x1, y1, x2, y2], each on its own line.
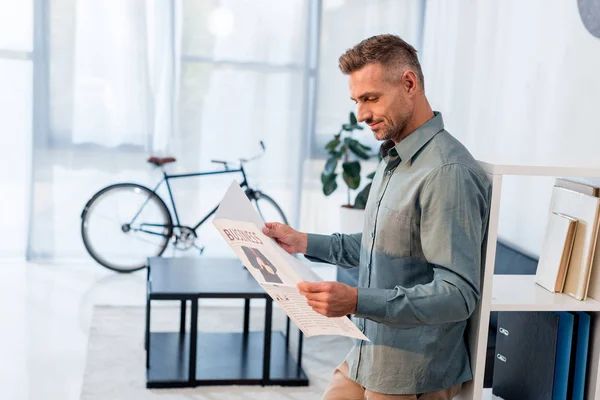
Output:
[578, 0, 600, 38]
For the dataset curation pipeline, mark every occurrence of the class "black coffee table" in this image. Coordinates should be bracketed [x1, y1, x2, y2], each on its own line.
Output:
[144, 257, 309, 388]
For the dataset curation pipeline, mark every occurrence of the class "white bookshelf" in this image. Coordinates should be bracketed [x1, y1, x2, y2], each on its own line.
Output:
[457, 163, 600, 400]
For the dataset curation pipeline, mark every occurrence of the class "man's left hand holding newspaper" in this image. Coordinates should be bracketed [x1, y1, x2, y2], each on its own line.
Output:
[263, 222, 359, 318]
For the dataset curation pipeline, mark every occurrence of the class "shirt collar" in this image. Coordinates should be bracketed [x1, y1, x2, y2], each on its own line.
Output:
[380, 111, 445, 165]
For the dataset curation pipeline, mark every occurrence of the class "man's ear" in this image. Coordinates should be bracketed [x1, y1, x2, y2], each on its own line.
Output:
[402, 70, 418, 95]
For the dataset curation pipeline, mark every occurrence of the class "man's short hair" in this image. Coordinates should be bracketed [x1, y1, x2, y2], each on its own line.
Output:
[338, 34, 425, 90]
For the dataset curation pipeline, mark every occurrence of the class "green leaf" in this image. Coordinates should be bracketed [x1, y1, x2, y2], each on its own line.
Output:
[366, 171, 376, 179]
[346, 139, 371, 160]
[353, 182, 372, 209]
[342, 160, 361, 177]
[324, 156, 338, 175]
[321, 172, 338, 196]
[330, 150, 343, 159]
[357, 142, 372, 152]
[342, 161, 361, 189]
[349, 111, 358, 125]
[342, 123, 364, 132]
[325, 137, 340, 152]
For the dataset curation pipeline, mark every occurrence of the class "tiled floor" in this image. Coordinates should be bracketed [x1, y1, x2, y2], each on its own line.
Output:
[0, 259, 336, 400]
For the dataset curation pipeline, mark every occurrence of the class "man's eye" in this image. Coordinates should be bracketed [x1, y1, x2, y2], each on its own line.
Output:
[367, 97, 378, 102]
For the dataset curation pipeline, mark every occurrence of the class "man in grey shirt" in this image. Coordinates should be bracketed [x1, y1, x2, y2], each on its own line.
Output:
[263, 34, 491, 400]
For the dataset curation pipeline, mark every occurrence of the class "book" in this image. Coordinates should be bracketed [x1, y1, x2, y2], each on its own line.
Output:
[554, 179, 600, 300]
[556, 178, 600, 197]
[535, 212, 578, 293]
[548, 187, 600, 300]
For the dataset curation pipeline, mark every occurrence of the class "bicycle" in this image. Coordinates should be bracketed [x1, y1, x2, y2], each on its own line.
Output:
[80, 141, 288, 273]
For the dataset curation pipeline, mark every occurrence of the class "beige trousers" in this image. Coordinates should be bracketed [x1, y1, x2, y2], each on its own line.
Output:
[322, 362, 462, 400]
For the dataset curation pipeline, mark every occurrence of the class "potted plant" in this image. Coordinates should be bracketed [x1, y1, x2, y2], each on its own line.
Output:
[321, 111, 377, 233]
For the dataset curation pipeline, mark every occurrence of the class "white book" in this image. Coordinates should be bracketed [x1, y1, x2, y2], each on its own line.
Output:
[547, 187, 600, 300]
[535, 212, 577, 293]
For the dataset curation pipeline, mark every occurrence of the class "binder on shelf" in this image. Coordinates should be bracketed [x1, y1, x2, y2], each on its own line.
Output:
[492, 312, 560, 400]
[553, 311, 575, 400]
[548, 187, 600, 300]
[569, 312, 591, 400]
[535, 212, 578, 293]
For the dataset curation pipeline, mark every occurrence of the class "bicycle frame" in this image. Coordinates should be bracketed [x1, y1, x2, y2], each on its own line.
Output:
[130, 165, 250, 236]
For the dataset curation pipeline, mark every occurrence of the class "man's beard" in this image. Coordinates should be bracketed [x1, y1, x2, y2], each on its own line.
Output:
[375, 113, 410, 142]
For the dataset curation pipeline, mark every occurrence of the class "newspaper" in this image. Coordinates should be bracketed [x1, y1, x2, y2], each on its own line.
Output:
[212, 182, 369, 341]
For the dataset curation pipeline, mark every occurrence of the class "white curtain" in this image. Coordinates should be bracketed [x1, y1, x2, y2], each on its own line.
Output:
[169, 0, 308, 257]
[71, 0, 180, 153]
[0, 60, 33, 259]
[300, 0, 424, 235]
[0, 0, 33, 260]
[421, 0, 600, 254]
[26, 0, 312, 260]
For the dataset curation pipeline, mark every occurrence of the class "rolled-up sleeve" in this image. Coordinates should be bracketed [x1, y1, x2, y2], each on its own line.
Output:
[304, 232, 362, 269]
[355, 163, 489, 328]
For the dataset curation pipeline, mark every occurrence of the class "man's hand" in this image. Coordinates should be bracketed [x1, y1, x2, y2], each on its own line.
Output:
[297, 281, 358, 318]
[262, 222, 308, 254]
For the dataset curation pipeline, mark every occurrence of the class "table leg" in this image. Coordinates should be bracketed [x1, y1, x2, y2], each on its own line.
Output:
[243, 298, 250, 335]
[180, 300, 186, 334]
[145, 297, 151, 367]
[262, 298, 272, 384]
[189, 299, 198, 383]
[285, 316, 290, 348]
[297, 330, 304, 370]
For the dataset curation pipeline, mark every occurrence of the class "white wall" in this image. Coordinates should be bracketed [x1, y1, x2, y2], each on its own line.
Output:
[421, 0, 600, 255]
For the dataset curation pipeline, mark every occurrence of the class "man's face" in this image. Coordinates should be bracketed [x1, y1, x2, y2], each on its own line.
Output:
[349, 63, 414, 143]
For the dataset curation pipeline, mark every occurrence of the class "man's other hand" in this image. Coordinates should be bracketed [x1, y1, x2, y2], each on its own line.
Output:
[297, 281, 358, 318]
[262, 222, 308, 254]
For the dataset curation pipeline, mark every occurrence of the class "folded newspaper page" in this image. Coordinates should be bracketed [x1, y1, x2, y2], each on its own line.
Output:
[213, 182, 369, 341]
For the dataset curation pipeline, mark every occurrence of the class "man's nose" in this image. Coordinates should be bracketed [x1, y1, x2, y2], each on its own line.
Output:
[357, 104, 372, 123]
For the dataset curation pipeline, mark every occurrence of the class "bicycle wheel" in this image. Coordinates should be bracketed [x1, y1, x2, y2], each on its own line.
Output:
[251, 191, 289, 225]
[81, 183, 173, 272]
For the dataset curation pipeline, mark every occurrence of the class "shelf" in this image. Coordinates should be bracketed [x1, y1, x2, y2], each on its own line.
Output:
[482, 389, 503, 399]
[478, 161, 600, 177]
[147, 331, 308, 388]
[491, 275, 600, 311]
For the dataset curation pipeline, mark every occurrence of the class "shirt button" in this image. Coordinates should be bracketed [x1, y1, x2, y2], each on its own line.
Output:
[370, 232, 375, 239]
[375, 200, 381, 206]
[358, 324, 364, 331]
[385, 170, 391, 176]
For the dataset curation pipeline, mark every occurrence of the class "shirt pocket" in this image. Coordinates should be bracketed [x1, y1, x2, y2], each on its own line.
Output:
[375, 206, 411, 258]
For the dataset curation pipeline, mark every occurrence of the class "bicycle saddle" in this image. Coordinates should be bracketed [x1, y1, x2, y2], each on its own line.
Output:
[147, 156, 176, 166]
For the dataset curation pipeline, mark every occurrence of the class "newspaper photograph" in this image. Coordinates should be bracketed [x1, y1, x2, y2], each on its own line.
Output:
[212, 182, 369, 341]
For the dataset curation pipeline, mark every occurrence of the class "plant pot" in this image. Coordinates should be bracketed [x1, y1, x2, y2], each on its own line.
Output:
[339, 206, 365, 234]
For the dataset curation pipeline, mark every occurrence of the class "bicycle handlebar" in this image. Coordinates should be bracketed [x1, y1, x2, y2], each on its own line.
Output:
[210, 141, 266, 170]
[239, 140, 266, 164]
[211, 160, 231, 170]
